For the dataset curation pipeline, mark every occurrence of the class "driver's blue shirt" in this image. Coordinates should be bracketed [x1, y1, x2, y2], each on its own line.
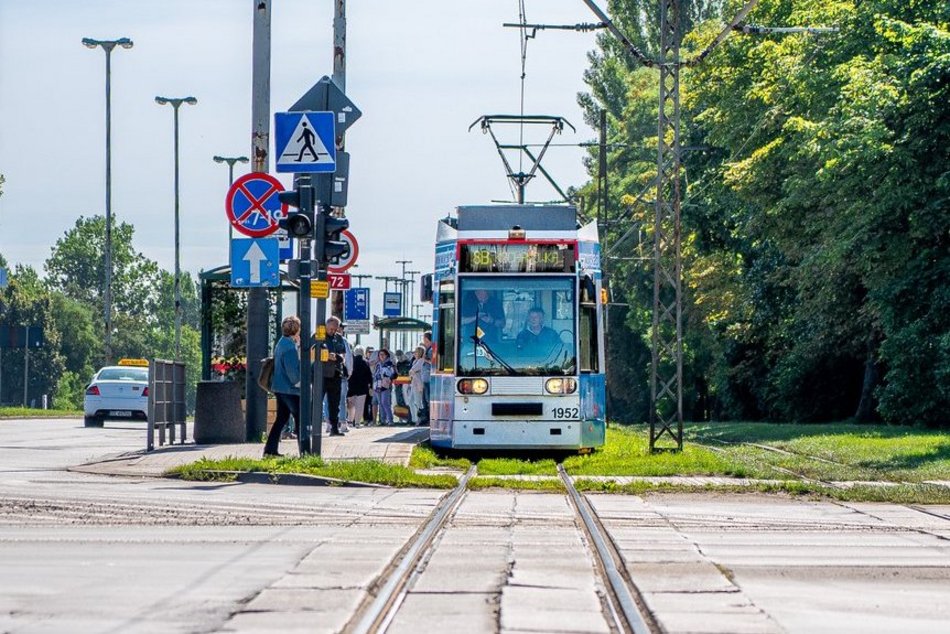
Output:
[515, 326, 561, 350]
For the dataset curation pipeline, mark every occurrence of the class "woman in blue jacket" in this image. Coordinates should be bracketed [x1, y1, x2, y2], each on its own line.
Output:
[263, 316, 301, 457]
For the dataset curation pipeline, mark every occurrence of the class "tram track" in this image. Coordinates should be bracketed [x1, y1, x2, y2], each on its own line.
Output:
[558, 465, 658, 634]
[342, 463, 659, 633]
[344, 466, 476, 634]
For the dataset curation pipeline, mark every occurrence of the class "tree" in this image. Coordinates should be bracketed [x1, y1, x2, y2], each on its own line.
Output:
[45, 215, 160, 323]
[0, 265, 65, 407]
[579, 0, 949, 425]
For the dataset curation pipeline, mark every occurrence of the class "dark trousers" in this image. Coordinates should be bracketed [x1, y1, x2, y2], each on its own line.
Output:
[264, 392, 299, 455]
[325, 377, 342, 432]
[420, 381, 431, 423]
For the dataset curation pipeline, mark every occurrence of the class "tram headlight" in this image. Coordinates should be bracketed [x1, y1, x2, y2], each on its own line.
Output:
[458, 378, 489, 395]
[545, 378, 577, 395]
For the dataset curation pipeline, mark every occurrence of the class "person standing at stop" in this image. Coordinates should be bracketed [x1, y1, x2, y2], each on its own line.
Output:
[321, 316, 348, 436]
[263, 316, 301, 457]
[373, 349, 396, 425]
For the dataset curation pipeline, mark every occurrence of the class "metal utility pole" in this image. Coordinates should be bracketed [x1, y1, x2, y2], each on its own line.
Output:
[82, 37, 133, 365]
[579, 0, 759, 451]
[213, 155, 249, 241]
[246, 0, 271, 442]
[395, 260, 412, 316]
[333, 0, 346, 93]
[155, 95, 198, 362]
[23, 327, 29, 407]
[648, 0, 684, 452]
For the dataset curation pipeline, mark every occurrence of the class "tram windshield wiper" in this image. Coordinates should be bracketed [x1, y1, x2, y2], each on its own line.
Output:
[470, 335, 521, 376]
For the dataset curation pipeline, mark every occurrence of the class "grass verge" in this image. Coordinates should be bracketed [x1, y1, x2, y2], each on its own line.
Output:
[563, 425, 770, 478]
[0, 407, 83, 419]
[687, 422, 950, 482]
[575, 478, 950, 504]
[170, 455, 458, 489]
[469, 476, 564, 491]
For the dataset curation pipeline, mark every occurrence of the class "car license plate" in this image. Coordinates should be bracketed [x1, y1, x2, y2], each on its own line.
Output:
[110, 410, 132, 417]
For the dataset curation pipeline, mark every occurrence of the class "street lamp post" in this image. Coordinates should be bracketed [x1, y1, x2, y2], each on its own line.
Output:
[155, 96, 198, 361]
[82, 36, 133, 364]
[212, 155, 249, 241]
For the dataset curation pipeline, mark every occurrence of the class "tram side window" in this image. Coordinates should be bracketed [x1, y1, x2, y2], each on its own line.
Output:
[438, 280, 455, 372]
[579, 288, 599, 373]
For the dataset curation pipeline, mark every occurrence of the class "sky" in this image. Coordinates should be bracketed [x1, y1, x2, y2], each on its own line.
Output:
[0, 0, 601, 328]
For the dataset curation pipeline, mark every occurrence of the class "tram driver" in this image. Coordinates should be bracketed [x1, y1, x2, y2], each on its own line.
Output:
[515, 306, 561, 352]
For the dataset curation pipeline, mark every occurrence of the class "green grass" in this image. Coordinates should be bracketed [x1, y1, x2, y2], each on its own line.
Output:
[170, 455, 458, 489]
[0, 407, 83, 419]
[476, 457, 559, 476]
[563, 425, 768, 478]
[687, 422, 950, 482]
[409, 442, 558, 475]
[469, 476, 564, 491]
[409, 443, 471, 470]
[575, 477, 950, 504]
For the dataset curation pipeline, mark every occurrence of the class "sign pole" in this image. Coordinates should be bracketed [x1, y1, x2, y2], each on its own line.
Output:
[23, 326, 28, 407]
[245, 0, 271, 442]
[296, 177, 314, 455]
[311, 206, 328, 457]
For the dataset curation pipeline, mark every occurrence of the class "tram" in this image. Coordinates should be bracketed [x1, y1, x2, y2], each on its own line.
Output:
[424, 204, 606, 451]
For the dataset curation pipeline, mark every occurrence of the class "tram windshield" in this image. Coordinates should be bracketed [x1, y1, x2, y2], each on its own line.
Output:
[457, 276, 576, 376]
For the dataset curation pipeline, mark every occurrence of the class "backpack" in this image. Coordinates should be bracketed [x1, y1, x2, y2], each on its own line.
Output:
[258, 356, 275, 393]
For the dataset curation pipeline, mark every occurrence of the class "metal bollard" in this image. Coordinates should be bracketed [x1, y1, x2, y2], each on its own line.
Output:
[41, 394, 48, 409]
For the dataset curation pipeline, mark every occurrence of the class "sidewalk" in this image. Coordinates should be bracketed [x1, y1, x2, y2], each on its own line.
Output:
[70, 426, 429, 478]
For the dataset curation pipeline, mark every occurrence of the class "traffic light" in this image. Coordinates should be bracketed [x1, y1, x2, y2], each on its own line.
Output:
[278, 183, 314, 238]
[321, 213, 350, 264]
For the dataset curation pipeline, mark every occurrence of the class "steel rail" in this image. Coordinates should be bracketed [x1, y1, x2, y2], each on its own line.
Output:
[558, 465, 656, 634]
[347, 466, 475, 634]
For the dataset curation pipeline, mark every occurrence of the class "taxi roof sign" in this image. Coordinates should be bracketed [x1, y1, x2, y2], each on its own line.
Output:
[118, 358, 149, 367]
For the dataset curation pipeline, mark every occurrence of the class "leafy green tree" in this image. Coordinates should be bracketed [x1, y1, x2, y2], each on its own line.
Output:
[0, 265, 65, 407]
[580, 0, 949, 425]
[45, 216, 160, 323]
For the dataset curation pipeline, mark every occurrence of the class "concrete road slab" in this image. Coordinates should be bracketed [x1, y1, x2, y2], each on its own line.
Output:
[387, 592, 499, 634]
[412, 545, 511, 593]
[221, 609, 347, 634]
[730, 566, 950, 634]
[244, 587, 363, 613]
[499, 587, 610, 633]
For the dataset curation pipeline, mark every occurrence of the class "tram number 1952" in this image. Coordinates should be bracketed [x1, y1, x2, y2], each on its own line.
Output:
[552, 407, 579, 419]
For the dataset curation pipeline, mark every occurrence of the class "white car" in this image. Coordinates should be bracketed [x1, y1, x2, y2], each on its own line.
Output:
[83, 360, 149, 428]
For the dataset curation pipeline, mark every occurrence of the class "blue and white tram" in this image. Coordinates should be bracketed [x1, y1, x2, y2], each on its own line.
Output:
[425, 204, 606, 451]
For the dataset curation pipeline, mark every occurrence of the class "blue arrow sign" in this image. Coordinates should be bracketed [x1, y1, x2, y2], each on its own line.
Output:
[344, 288, 370, 321]
[274, 111, 336, 174]
[230, 238, 280, 287]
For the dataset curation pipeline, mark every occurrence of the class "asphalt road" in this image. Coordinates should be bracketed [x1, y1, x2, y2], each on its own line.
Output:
[1, 418, 948, 634]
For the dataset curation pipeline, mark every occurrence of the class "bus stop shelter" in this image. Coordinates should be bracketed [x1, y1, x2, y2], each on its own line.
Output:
[198, 265, 299, 381]
[373, 316, 432, 352]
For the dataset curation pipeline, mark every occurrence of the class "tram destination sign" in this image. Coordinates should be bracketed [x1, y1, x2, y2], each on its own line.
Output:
[459, 242, 575, 273]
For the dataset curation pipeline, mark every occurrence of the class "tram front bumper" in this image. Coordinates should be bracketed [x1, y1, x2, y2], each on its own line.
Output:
[448, 419, 599, 450]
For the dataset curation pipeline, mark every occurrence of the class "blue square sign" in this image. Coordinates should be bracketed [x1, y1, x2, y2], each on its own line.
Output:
[274, 111, 336, 174]
[230, 238, 280, 287]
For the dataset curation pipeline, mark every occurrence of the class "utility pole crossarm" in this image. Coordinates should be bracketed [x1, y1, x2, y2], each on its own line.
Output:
[684, 0, 760, 67]
[579, 0, 656, 68]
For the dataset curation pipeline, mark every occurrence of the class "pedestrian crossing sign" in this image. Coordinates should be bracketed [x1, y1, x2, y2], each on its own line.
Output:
[274, 111, 336, 174]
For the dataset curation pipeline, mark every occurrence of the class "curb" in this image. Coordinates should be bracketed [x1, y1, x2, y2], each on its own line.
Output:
[197, 470, 389, 488]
